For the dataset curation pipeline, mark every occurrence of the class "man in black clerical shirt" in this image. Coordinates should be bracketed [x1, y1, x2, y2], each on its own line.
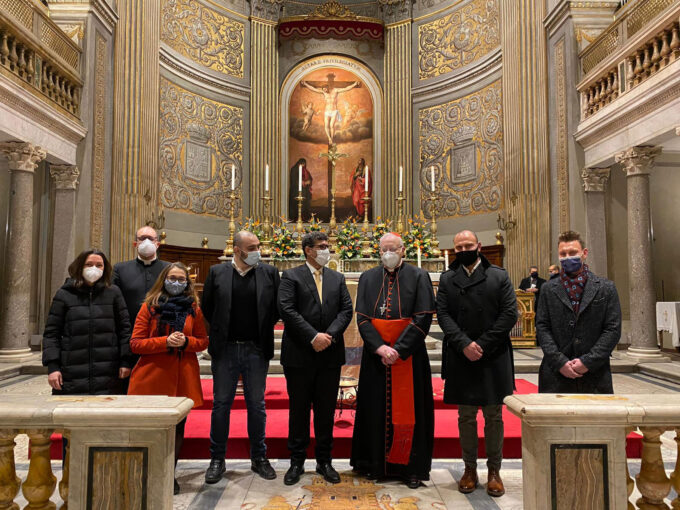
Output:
[351, 233, 436, 489]
[278, 231, 353, 485]
[519, 265, 546, 312]
[202, 231, 281, 483]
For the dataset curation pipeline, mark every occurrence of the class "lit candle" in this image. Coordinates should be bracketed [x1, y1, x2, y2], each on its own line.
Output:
[431, 166, 435, 192]
[364, 165, 369, 193]
[444, 249, 449, 268]
[265, 164, 269, 192]
[298, 164, 302, 193]
[231, 164, 235, 191]
[417, 246, 422, 268]
[399, 166, 403, 193]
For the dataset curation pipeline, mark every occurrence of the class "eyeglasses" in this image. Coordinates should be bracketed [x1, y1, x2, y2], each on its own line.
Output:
[314, 244, 329, 250]
[167, 276, 187, 283]
[137, 235, 157, 242]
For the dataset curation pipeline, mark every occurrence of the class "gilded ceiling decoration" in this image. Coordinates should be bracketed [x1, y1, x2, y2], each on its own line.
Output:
[418, 0, 500, 80]
[419, 80, 503, 218]
[159, 78, 244, 217]
[161, 0, 245, 78]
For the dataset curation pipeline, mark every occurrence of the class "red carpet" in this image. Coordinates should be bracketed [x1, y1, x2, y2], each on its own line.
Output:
[49, 377, 643, 460]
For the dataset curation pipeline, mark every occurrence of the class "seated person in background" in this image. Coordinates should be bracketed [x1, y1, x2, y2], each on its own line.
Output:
[548, 264, 560, 279]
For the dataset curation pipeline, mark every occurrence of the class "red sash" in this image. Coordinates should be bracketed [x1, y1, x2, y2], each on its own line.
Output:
[372, 318, 414, 465]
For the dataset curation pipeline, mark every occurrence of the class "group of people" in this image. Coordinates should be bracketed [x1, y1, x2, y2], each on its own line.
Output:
[42, 224, 621, 497]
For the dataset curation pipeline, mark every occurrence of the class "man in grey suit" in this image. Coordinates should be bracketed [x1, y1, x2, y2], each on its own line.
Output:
[536, 230, 622, 393]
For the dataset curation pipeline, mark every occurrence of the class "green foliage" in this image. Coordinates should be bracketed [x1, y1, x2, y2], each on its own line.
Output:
[337, 219, 362, 260]
[403, 218, 434, 259]
[271, 222, 297, 259]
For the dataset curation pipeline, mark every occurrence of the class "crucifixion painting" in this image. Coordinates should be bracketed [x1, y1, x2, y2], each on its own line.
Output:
[289, 67, 374, 222]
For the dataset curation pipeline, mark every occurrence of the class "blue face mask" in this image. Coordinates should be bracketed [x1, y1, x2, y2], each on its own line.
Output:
[559, 256, 582, 274]
[164, 280, 187, 296]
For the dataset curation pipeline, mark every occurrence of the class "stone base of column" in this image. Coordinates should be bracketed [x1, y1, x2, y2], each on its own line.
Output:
[624, 346, 670, 363]
[0, 347, 34, 362]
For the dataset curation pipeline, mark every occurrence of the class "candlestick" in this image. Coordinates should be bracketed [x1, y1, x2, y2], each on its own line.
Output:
[396, 191, 405, 234]
[429, 191, 441, 257]
[444, 249, 449, 268]
[223, 189, 238, 257]
[261, 189, 273, 257]
[430, 166, 435, 192]
[298, 164, 302, 192]
[231, 164, 235, 191]
[294, 190, 304, 257]
[364, 165, 369, 193]
[398, 165, 403, 193]
[360, 190, 373, 257]
[265, 164, 269, 192]
[417, 246, 422, 268]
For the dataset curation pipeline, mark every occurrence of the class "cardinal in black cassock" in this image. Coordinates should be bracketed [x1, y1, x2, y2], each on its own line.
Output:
[350, 233, 436, 489]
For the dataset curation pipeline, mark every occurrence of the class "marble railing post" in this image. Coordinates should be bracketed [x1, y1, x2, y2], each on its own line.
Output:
[0, 142, 47, 361]
[581, 167, 611, 277]
[615, 146, 664, 360]
[22, 430, 56, 510]
[0, 429, 20, 510]
[49, 165, 80, 300]
[636, 427, 671, 508]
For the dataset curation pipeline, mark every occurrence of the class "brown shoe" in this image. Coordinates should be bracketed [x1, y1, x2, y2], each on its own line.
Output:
[458, 466, 478, 494]
[487, 468, 505, 497]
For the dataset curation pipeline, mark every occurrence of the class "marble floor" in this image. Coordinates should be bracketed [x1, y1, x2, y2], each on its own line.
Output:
[3, 371, 680, 508]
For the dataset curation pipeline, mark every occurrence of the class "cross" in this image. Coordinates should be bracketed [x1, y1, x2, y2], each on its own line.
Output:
[319, 144, 348, 209]
[300, 73, 359, 92]
[379, 302, 387, 316]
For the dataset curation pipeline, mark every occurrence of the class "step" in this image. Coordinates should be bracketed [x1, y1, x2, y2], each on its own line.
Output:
[199, 360, 443, 376]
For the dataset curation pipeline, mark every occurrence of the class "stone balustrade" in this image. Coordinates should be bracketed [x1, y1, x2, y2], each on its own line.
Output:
[0, 395, 192, 510]
[577, 0, 680, 120]
[505, 393, 680, 509]
[0, 0, 82, 117]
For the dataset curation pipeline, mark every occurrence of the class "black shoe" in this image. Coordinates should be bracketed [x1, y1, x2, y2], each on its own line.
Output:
[284, 462, 305, 485]
[316, 462, 340, 484]
[205, 458, 226, 484]
[364, 472, 378, 481]
[251, 458, 276, 480]
[405, 476, 421, 489]
[173, 479, 180, 495]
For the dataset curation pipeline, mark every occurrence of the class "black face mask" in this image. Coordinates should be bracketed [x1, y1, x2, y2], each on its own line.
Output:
[530, 271, 538, 278]
[456, 249, 478, 266]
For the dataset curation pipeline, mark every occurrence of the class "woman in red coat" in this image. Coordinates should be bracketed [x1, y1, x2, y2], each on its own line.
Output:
[128, 262, 208, 495]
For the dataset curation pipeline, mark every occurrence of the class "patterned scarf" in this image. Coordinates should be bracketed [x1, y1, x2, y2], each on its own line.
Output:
[560, 264, 590, 314]
[154, 295, 195, 336]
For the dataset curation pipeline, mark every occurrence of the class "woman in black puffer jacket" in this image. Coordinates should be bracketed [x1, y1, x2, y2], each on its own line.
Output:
[42, 249, 133, 395]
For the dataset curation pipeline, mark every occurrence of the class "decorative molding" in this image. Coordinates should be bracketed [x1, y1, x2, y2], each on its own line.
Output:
[418, 0, 499, 80]
[419, 79, 503, 218]
[159, 77, 243, 218]
[581, 166, 610, 192]
[250, 0, 284, 22]
[46, 0, 119, 35]
[90, 32, 107, 249]
[380, 0, 411, 25]
[615, 145, 662, 176]
[307, 0, 358, 19]
[50, 164, 80, 189]
[555, 38, 570, 233]
[161, 0, 245, 79]
[0, 142, 47, 172]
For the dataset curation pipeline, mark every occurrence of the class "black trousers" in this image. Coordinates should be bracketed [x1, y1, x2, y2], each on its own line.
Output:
[284, 364, 341, 464]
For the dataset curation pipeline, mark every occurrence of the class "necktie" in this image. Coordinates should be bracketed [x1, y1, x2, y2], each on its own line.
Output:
[314, 270, 323, 304]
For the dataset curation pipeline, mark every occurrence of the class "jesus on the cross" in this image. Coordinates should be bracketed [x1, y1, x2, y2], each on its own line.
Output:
[301, 74, 360, 145]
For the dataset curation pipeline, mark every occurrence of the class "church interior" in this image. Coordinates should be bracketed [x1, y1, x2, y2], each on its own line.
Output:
[1, 0, 680, 508]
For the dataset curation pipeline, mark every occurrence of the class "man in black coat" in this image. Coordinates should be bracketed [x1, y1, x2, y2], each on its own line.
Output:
[536, 230, 621, 394]
[201, 231, 281, 483]
[518, 265, 546, 312]
[437, 230, 517, 498]
[278, 231, 353, 485]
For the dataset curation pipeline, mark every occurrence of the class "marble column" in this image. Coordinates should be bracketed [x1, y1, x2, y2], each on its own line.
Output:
[0, 142, 47, 361]
[615, 146, 664, 360]
[49, 165, 80, 299]
[581, 167, 610, 277]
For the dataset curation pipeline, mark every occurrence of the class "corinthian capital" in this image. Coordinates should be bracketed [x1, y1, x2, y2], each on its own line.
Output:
[50, 165, 80, 190]
[581, 167, 610, 192]
[251, 0, 283, 22]
[0, 142, 47, 173]
[615, 146, 661, 176]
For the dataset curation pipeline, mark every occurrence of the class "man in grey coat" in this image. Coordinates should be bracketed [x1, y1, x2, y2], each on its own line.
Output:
[536, 230, 621, 394]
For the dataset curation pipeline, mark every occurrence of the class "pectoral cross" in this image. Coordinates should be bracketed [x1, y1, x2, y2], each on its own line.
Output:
[379, 302, 388, 316]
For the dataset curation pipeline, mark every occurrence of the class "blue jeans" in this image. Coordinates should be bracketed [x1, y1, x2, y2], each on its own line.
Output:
[209, 342, 269, 460]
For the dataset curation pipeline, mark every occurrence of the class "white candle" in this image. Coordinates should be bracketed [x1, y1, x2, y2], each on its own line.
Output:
[431, 166, 435, 192]
[265, 164, 269, 192]
[298, 164, 302, 192]
[364, 165, 369, 193]
[417, 246, 422, 268]
[444, 249, 449, 268]
[231, 164, 235, 190]
[399, 166, 403, 193]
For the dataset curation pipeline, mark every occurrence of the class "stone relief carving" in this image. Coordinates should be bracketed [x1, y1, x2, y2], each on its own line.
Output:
[251, 0, 284, 21]
[418, 0, 500, 80]
[419, 80, 503, 218]
[90, 32, 107, 249]
[161, 0, 245, 78]
[159, 78, 243, 217]
[379, 0, 411, 25]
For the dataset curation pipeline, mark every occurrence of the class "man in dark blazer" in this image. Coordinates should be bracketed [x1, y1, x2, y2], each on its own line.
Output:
[537, 230, 621, 394]
[201, 231, 281, 483]
[437, 230, 517, 498]
[278, 231, 353, 485]
[519, 265, 546, 312]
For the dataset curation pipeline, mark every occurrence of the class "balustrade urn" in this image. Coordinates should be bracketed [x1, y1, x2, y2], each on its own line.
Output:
[670, 429, 680, 510]
[22, 430, 56, 510]
[636, 427, 671, 509]
[660, 31, 671, 61]
[671, 27, 679, 52]
[58, 431, 69, 510]
[0, 430, 20, 510]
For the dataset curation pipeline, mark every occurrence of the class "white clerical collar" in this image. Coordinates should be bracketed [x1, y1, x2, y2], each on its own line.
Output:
[463, 258, 482, 277]
[232, 260, 254, 277]
[137, 255, 157, 266]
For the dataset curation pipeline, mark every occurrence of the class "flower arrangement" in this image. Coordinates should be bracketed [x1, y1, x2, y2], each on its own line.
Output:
[371, 217, 393, 257]
[336, 219, 362, 259]
[271, 221, 297, 259]
[404, 218, 434, 259]
[241, 217, 265, 240]
[304, 214, 324, 233]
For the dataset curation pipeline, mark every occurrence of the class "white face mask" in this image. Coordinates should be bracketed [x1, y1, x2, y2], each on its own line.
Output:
[381, 251, 401, 270]
[314, 249, 331, 267]
[242, 250, 261, 267]
[83, 266, 103, 283]
[137, 239, 157, 258]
